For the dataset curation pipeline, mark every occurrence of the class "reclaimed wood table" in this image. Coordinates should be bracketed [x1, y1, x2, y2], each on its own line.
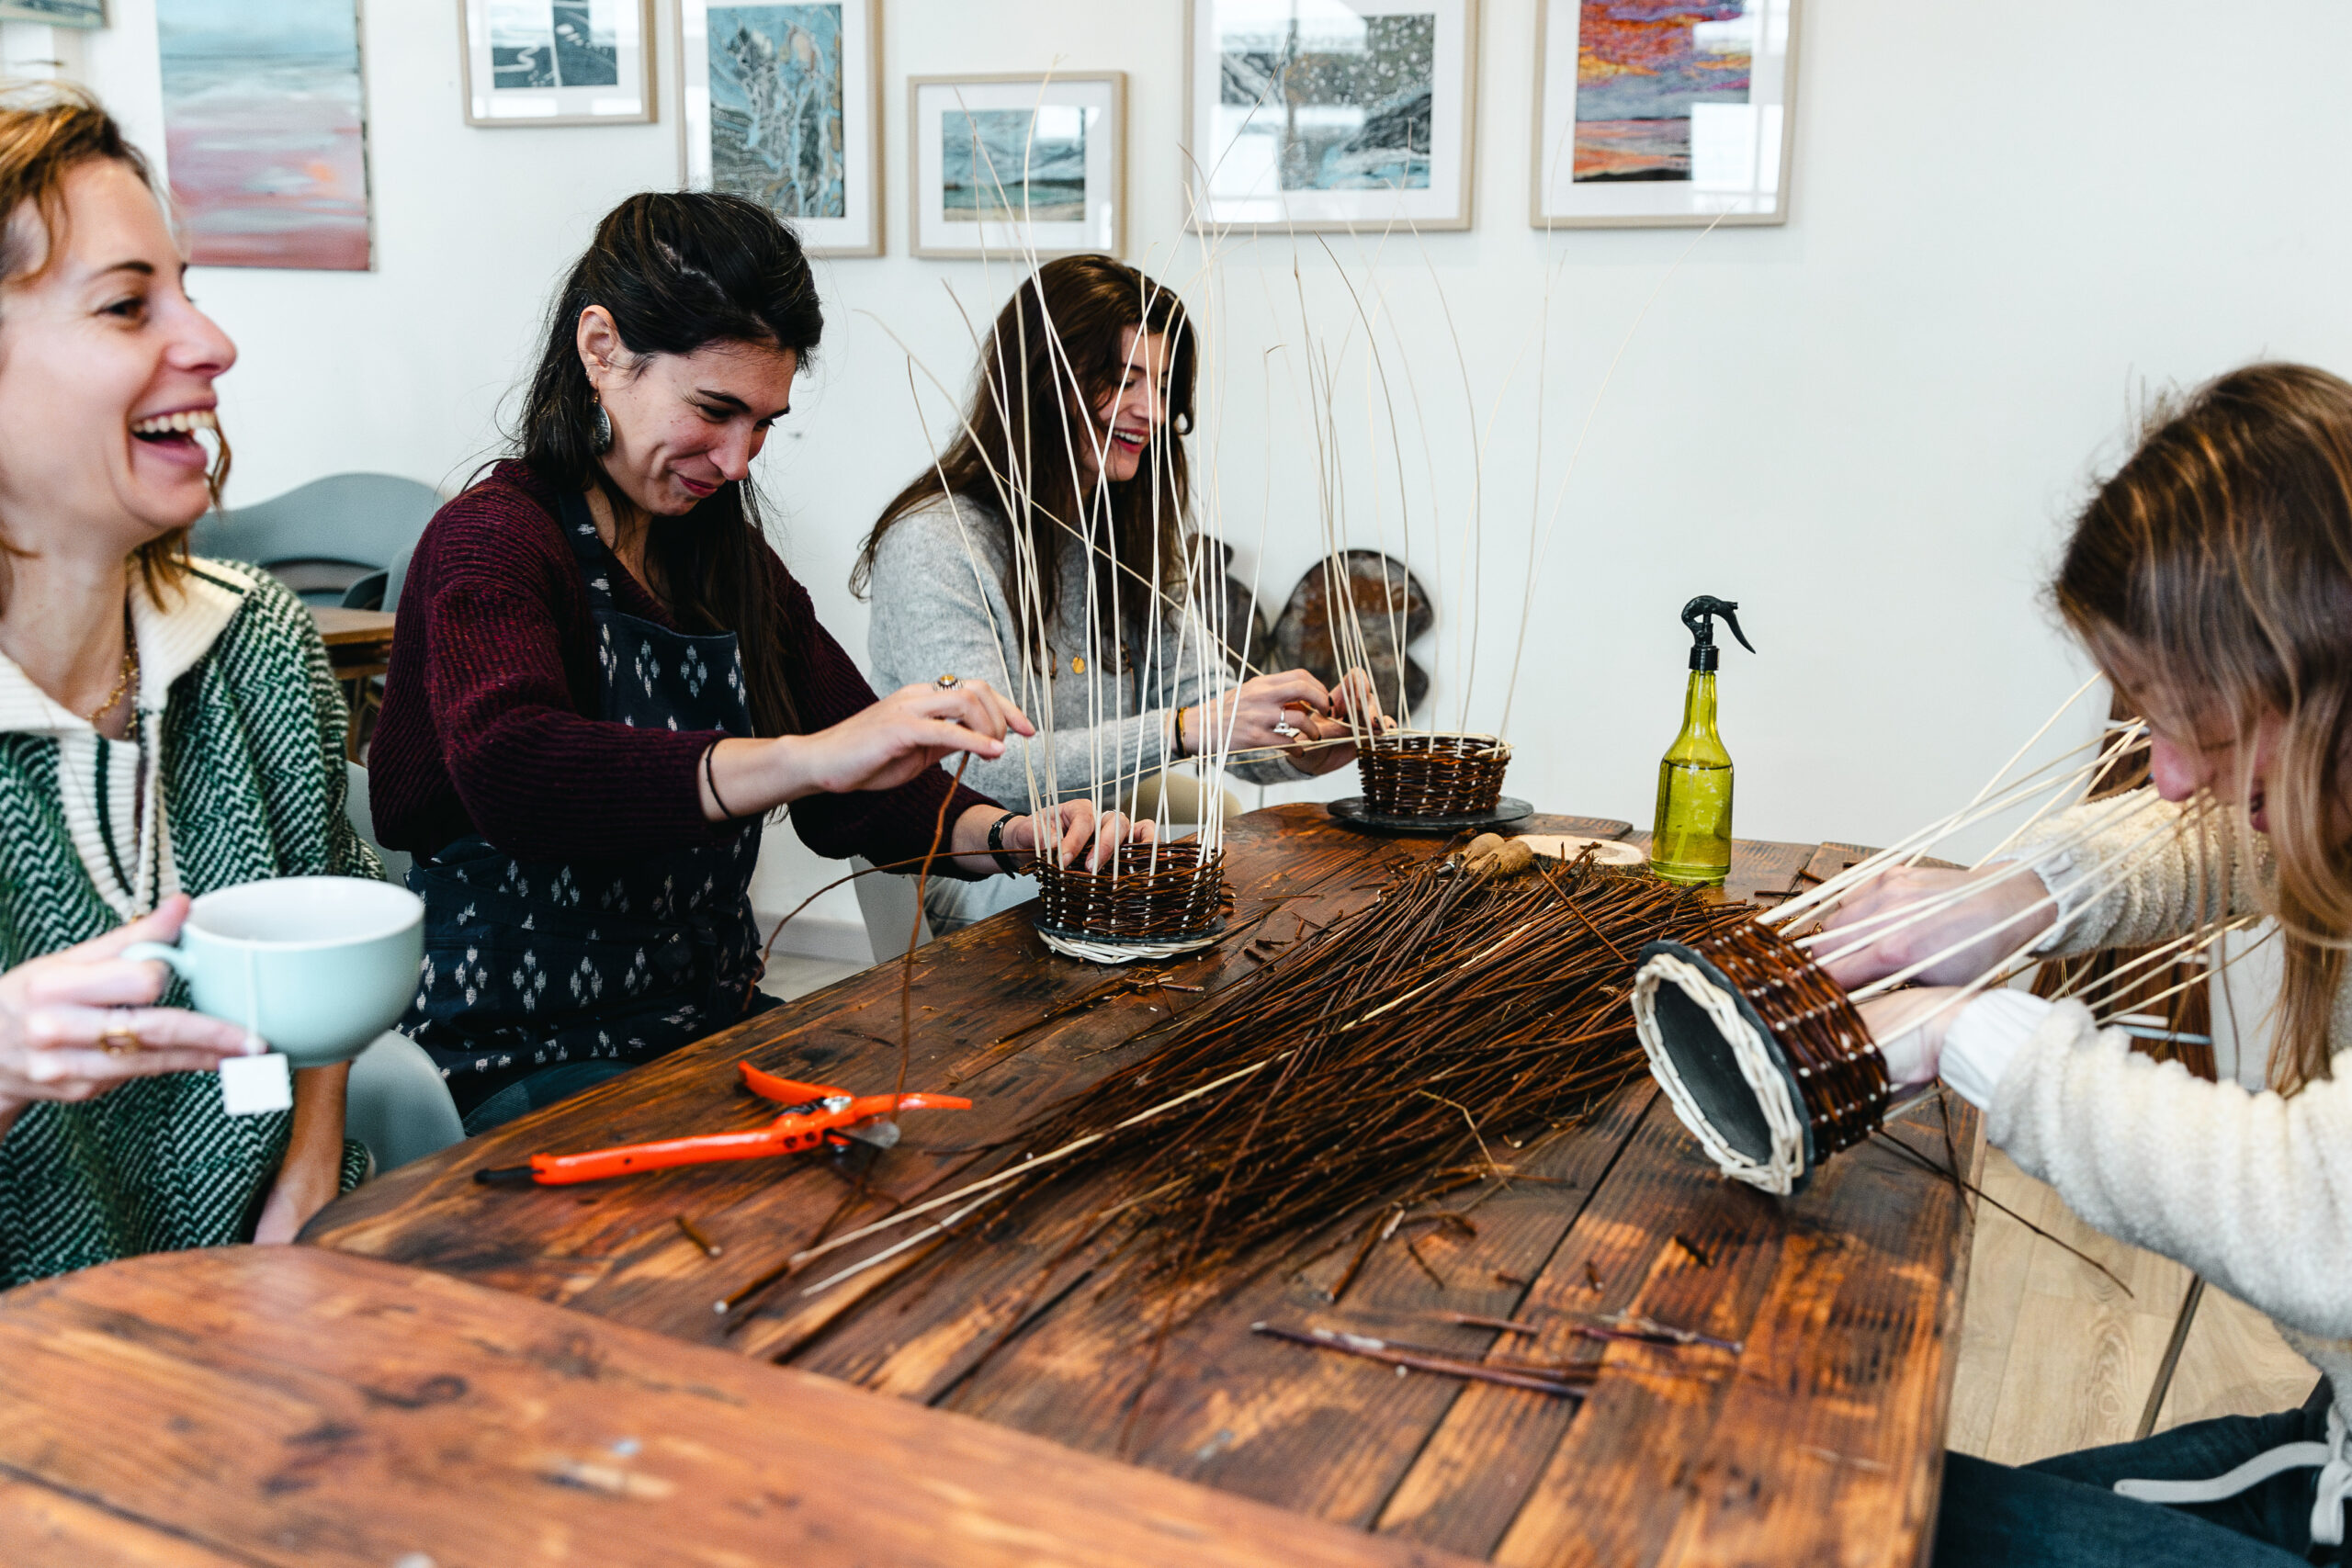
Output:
[309, 605, 395, 760]
[310, 806, 1983, 1567]
[0, 1246, 1464, 1568]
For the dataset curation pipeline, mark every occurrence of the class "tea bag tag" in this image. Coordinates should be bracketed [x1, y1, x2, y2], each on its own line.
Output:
[219, 1052, 293, 1116]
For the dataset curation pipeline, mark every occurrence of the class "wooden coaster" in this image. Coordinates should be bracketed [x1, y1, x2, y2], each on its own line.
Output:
[1515, 834, 1645, 867]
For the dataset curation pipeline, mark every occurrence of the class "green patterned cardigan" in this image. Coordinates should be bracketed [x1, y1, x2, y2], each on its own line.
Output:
[0, 560, 377, 1287]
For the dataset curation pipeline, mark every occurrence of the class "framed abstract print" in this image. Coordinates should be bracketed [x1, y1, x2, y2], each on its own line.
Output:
[460, 0, 657, 126]
[1184, 0, 1478, 233]
[909, 73, 1125, 261]
[157, 0, 373, 270]
[1532, 0, 1798, 228]
[680, 0, 883, 257]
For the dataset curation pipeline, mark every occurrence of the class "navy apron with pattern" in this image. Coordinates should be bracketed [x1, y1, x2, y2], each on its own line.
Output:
[401, 492, 774, 1113]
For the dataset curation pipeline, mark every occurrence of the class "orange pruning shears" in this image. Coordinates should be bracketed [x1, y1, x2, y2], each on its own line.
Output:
[472, 1062, 970, 1187]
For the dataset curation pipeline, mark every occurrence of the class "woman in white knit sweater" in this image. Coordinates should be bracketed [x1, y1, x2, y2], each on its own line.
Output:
[1826, 362, 2352, 1565]
[855, 255, 1382, 930]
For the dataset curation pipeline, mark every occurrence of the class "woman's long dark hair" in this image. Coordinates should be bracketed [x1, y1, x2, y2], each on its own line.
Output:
[854, 254, 1195, 649]
[518, 190, 822, 736]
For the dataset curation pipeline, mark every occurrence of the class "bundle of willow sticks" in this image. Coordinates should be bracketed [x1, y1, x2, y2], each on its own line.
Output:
[989, 851, 1757, 1303]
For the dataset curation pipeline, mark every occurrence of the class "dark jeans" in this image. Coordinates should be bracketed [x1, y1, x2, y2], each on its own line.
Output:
[1938, 1385, 2337, 1567]
[460, 1059, 634, 1136]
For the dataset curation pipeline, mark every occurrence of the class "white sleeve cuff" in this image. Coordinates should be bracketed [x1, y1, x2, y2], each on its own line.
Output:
[1984, 845, 2089, 955]
[1939, 989, 2055, 1110]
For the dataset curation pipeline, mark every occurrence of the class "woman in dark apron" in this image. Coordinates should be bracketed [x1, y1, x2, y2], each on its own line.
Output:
[369, 192, 1145, 1133]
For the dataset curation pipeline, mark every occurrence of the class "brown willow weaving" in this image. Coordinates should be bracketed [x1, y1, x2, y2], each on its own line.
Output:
[1033, 843, 1231, 942]
[1358, 732, 1513, 817]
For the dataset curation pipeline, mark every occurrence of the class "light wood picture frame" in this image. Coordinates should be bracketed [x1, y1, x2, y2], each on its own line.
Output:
[679, 0, 883, 258]
[0, 0, 105, 25]
[1182, 0, 1478, 234]
[909, 73, 1126, 262]
[460, 0, 656, 127]
[1531, 0, 1798, 229]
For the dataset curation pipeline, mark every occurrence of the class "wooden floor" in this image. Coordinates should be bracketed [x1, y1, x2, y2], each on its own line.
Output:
[1946, 1148, 2314, 1464]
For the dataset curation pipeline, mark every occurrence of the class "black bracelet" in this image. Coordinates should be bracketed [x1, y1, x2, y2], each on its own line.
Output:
[704, 744, 741, 821]
[986, 809, 1026, 876]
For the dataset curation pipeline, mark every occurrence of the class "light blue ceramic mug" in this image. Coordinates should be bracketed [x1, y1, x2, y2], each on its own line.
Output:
[123, 876, 424, 1069]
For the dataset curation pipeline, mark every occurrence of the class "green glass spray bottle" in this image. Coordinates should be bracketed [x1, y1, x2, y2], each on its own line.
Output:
[1652, 596, 1756, 887]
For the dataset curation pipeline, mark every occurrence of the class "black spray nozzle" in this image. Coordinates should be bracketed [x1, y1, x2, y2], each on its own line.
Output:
[1679, 595, 1755, 671]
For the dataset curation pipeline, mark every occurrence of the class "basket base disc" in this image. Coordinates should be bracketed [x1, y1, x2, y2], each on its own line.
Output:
[1033, 918, 1227, 964]
[1635, 938, 1816, 1194]
[1326, 796, 1534, 836]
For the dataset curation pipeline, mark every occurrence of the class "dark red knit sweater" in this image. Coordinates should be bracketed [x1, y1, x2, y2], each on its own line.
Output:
[370, 460, 995, 869]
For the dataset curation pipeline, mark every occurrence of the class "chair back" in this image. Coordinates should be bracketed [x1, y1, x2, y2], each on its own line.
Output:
[851, 855, 932, 961]
[191, 473, 439, 607]
[343, 762, 412, 886]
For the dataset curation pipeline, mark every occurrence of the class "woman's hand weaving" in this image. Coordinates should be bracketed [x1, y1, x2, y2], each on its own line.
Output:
[700, 677, 1036, 820]
[1182, 666, 1389, 777]
[1815, 864, 2057, 989]
[979, 799, 1156, 874]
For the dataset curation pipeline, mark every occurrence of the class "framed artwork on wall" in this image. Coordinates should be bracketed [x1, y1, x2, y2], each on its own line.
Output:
[459, 0, 656, 126]
[1531, 0, 1798, 228]
[909, 73, 1125, 261]
[1182, 0, 1478, 234]
[156, 0, 373, 270]
[679, 0, 882, 257]
[0, 1, 105, 25]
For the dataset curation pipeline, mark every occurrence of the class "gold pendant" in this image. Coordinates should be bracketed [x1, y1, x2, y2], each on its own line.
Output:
[1072, 655, 1087, 674]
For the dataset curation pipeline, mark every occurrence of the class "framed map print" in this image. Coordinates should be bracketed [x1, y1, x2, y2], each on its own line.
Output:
[461, 0, 656, 126]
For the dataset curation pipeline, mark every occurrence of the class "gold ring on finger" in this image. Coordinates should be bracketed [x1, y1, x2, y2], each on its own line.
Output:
[98, 1027, 141, 1055]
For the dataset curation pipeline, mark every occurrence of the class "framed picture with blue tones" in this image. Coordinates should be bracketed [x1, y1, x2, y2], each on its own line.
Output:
[0, 1, 105, 25]
[909, 73, 1125, 262]
[1184, 0, 1478, 233]
[680, 0, 882, 257]
[460, 0, 656, 126]
[1531, 0, 1798, 227]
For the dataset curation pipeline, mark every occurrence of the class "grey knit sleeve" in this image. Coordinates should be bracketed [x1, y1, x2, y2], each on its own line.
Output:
[865, 499, 1164, 806]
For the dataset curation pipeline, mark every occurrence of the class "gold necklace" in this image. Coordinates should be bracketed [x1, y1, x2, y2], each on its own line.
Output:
[85, 633, 138, 728]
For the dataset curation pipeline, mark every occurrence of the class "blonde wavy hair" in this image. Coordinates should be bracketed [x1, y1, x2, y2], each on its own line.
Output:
[2055, 362, 2352, 1092]
[0, 82, 230, 613]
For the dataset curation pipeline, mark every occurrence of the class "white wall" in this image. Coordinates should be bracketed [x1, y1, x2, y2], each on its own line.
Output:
[74, 0, 2352, 949]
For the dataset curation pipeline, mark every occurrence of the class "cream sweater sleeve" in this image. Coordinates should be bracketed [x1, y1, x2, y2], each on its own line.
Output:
[1999, 791, 2264, 958]
[1987, 1000, 2352, 1340]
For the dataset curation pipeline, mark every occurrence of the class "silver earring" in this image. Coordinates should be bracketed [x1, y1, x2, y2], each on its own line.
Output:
[591, 399, 613, 455]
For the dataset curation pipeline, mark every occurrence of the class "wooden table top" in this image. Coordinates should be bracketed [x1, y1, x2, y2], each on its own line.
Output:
[0, 1246, 1469, 1568]
[307, 605, 396, 647]
[309, 806, 1981, 1567]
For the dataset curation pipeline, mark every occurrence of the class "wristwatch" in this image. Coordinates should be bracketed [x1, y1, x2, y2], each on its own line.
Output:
[987, 809, 1025, 876]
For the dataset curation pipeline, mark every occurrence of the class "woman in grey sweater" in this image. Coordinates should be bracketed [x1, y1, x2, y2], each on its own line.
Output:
[858, 255, 1377, 929]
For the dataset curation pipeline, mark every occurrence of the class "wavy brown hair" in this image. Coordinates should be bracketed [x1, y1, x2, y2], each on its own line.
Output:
[2054, 361, 2352, 1091]
[0, 84, 229, 613]
[515, 191, 823, 736]
[854, 254, 1195, 653]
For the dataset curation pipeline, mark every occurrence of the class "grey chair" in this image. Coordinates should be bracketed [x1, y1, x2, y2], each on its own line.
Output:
[340, 762, 460, 1173]
[852, 854, 933, 961]
[190, 472, 439, 609]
